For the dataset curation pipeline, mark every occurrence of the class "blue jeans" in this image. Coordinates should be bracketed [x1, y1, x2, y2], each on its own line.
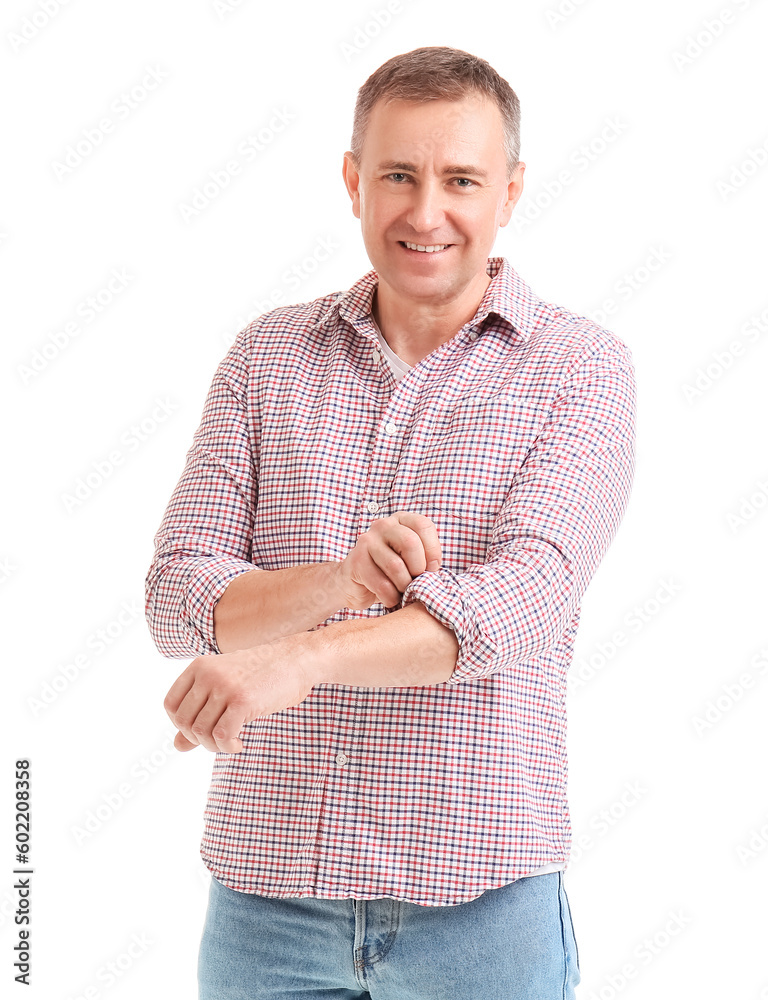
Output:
[198, 871, 581, 999]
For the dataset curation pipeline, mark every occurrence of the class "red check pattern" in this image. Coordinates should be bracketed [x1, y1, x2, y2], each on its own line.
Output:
[145, 257, 636, 906]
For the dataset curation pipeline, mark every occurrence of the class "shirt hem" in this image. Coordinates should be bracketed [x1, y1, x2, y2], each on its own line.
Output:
[200, 855, 570, 907]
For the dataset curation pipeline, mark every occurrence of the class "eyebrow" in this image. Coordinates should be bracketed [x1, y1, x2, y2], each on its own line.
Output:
[377, 160, 489, 179]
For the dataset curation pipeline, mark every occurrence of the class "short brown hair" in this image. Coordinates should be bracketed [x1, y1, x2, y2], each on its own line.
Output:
[349, 46, 521, 180]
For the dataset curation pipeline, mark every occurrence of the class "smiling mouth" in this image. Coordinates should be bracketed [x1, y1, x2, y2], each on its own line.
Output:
[399, 241, 453, 254]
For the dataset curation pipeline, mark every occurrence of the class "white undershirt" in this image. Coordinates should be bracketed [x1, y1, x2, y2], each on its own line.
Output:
[372, 321, 412, 381]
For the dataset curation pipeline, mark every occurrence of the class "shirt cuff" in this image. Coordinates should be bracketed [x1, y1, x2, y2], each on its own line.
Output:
[145, 557, 260, 658]
[185, 558, 262, 655]
[399, 570, 499, 684]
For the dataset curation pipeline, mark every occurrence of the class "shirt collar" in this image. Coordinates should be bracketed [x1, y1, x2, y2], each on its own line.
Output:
[316, 257, 537, 345]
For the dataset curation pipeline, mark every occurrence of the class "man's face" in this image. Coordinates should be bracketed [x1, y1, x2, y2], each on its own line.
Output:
[342, 93, 525, 309]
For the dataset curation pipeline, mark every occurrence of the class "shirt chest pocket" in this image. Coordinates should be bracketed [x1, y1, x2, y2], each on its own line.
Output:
[403, 500, 496, 574]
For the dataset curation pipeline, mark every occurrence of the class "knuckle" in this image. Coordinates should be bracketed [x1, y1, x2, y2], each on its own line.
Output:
[381, 553, 403, 574]
[399, 533, 420, 552]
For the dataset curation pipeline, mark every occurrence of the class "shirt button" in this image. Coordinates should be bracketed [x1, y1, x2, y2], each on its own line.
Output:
[372, 349, 381, 364]
[468, 330, 477, 341]
[384, 420, 397, 435]
[366, 501, 380, 514]
[335, 752, 349, 766]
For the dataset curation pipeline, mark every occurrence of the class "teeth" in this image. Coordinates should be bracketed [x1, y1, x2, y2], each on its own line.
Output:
[404, 242, 450, 253]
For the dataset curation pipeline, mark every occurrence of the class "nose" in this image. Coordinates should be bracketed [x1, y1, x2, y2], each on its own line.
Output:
[405, 178, 447, 236]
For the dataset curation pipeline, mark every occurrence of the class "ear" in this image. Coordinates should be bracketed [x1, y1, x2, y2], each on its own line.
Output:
[499, 162, 525, 228]
[342, 152, 362, 220]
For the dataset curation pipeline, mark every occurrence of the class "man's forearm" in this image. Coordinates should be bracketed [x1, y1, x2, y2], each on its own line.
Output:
[213, 562, 347, 652]
[165, 599, 460, 754]
[298, 600, 459, 688]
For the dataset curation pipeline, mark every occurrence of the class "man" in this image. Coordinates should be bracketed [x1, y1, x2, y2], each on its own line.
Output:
[146, 46, 636, 999]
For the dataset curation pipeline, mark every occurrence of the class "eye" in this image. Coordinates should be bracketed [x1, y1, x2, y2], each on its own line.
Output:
[454, 177, 474, 188]
[387, 172, 409, 183]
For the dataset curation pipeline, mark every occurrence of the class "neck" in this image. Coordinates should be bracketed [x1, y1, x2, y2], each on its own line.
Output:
[372, 271, 492, 366]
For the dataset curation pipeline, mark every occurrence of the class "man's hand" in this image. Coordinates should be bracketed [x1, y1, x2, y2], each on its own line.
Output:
[337, 510, 442, 611]
[165, 510, 444, 753]
[164, 641, 317, 754]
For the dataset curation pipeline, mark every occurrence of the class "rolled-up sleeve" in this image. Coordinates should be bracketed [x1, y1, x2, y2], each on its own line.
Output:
[144, 332, 261, 658]
[399, 342, 637, 684]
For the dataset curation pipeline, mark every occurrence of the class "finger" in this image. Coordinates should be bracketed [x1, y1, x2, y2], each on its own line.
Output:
[366, 540, 415, 597]
[169, 684, 215, 750]
[174, 730, 200, 752]
[393, 512, 443, 572]
[164, 663, 196, 717]
[362, 552, 407, 607]
[371, 517, 431, 585]
[184, 695, 233, 753]
[211, 704, 247, 754]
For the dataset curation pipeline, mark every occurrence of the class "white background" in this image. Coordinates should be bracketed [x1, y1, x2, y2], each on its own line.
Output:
[2, 0, 767, 997]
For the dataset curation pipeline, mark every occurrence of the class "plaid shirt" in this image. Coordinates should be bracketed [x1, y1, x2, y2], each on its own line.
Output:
[145, 257, 636, 906]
